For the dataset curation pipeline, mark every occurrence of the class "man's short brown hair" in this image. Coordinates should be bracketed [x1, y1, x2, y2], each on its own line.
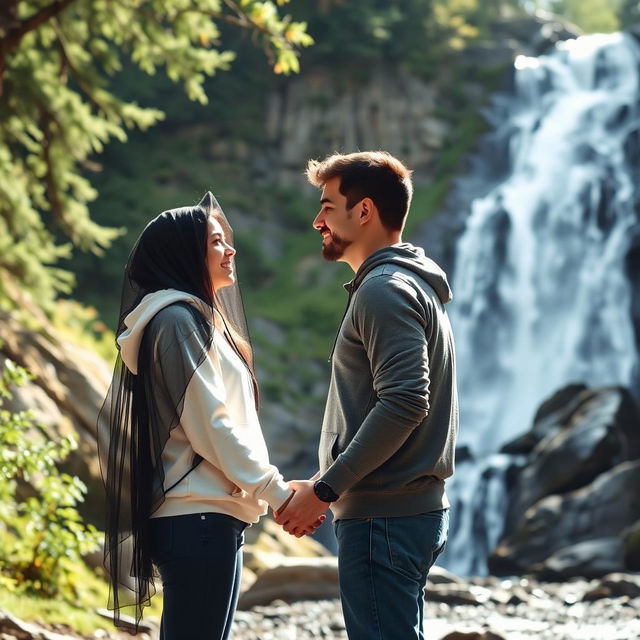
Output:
[306, 151, 413, 231]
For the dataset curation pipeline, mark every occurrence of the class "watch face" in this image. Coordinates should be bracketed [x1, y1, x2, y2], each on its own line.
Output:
[315, 481, 338, 502]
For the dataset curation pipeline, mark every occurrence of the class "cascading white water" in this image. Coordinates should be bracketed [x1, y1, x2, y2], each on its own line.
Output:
[437, 32, 640, 575]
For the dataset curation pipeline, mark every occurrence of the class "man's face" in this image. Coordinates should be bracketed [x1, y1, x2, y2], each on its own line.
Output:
[312, 177, 358, 261]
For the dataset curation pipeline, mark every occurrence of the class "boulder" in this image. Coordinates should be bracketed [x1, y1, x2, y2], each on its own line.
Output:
[95, 608, 157, 636]
[428, 565, 465, 585]
[426, 584, 490, 606]
[489, 460, 640, 576]
[237, 557, 339, 609]
[500, 383, 587, 455]
[0, 607, 95, 640]
[439, 632, 506, 640]
[582, 572, 640, 601]
[533, 537, 625, 581]
[243, 518, 331, 574]
[503, 386, 640, 533]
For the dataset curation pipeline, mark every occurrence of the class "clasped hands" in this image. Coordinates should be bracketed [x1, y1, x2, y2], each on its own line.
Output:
[274, 480, 329, 538]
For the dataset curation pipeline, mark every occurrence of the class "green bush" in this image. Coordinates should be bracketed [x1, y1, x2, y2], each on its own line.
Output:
[0, 357, 102, 599]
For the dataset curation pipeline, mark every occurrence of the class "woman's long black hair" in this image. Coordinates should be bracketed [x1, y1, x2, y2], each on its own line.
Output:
[98, 193, 256, 632]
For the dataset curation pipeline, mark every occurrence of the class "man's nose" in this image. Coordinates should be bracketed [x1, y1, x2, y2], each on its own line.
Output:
[312, 211, 324, 230]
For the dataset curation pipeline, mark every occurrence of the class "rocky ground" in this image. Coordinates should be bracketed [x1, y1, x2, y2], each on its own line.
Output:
[3, 570, 640, 640]
[228, 574, 640, 640]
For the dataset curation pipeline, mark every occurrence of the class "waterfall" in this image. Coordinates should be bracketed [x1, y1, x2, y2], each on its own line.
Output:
[436, 32, 640, 575]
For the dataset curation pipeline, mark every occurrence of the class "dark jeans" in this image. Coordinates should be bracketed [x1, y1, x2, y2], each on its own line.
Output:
[334, 509, 449, 640]
[149, 512, 247, 640]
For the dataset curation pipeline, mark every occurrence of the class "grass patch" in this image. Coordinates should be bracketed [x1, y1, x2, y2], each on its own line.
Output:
[0, 563, 161, 636]
[50, 299, 117, 365]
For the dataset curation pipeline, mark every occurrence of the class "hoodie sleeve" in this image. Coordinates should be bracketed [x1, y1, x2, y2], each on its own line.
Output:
[320, 275, 431, 495]
[149, 305, 291, 512]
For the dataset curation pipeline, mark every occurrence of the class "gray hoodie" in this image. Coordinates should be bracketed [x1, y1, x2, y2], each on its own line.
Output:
[319, 243, 459, 519]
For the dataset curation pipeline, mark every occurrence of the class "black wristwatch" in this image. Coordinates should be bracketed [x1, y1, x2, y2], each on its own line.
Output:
[313, 479, 340, 503]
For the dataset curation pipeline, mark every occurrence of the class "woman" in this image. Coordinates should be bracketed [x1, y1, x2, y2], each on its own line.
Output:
[100, 193, 315, 639]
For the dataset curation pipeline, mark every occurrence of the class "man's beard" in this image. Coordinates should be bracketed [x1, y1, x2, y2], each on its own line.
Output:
[322, 232, 352, 261]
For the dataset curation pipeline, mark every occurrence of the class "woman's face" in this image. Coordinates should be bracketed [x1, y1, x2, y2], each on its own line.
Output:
[206, 215, 236, 292]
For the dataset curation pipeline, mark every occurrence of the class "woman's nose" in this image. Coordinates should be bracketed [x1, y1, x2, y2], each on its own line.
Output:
[225, 244, 236, 256]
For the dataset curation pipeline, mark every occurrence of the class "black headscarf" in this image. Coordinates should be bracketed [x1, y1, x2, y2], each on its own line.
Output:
[98, 193, 256, 632]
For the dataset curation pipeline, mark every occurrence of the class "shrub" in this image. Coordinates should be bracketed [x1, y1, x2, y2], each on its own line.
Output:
[0, 357, 102, 598]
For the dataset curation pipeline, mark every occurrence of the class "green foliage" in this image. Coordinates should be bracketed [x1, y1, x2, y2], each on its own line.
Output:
[0, 357, 102, 599]
[290, 0, 488, 79]
[0, 0, 311, 311]
[547, 0, 621, 32]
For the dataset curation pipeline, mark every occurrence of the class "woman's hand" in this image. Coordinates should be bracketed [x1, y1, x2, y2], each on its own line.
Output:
[274, 480, 329, 537]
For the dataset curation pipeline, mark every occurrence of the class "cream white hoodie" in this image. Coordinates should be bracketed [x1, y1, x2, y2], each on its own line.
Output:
[118, 289, 291, 524]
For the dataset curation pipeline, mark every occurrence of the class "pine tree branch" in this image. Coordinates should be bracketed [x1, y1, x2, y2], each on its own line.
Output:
[0, 0, 77, 97]
[125, 1, 277, 41]
[40, 109, 66, 233]
[9, 0, 76, 46]
[222, 0, 281, 40]
[51, 18, 117, 120]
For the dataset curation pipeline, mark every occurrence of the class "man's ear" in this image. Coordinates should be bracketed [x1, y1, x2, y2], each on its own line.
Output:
[359, 198, 375, 225]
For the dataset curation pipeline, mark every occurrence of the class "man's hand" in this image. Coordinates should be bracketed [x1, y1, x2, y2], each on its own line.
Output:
[274, 480, 329, 537]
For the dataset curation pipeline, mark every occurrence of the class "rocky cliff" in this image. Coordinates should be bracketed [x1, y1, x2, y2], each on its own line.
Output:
[245, 13, 580, 191]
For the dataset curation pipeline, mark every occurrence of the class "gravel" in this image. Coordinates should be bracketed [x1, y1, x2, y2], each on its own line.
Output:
[228, 577, 640, 640]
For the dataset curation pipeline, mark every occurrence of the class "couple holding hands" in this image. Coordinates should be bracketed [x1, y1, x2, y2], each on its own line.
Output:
[102, 151, 458, 640]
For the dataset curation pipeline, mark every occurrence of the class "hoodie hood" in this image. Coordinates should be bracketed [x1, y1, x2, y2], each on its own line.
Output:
[118, 289, 212, 374]
[349, 243, 452, 304]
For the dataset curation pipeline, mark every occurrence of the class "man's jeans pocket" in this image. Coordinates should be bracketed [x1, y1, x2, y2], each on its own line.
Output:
[385, 509, 449, 581]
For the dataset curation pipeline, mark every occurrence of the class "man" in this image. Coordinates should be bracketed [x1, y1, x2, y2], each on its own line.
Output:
[275, 151, 458, 640]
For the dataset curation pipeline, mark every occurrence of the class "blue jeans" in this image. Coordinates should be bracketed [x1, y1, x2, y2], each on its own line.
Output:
[149, 512, 247, 640]
[334, 509, 449, 640]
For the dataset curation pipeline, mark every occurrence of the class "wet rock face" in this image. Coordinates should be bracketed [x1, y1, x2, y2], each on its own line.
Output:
[490, 385, 640, 578]
[503, 386, 640, 529]
[264, 66, 450, 190]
